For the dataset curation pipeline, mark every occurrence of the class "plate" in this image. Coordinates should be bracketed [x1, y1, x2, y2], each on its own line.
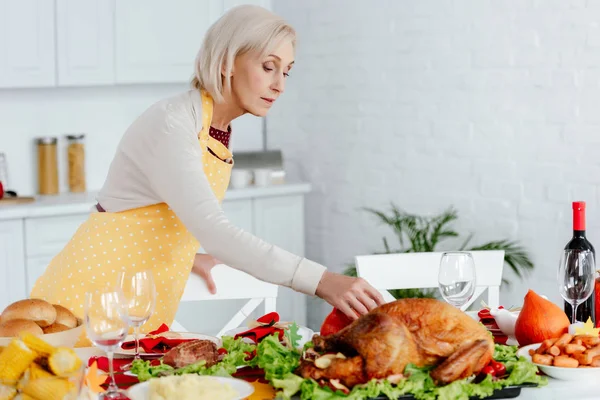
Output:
[517, 343, 600, 381]
[115, 332, 222, 357]
[126, 375, 254, 400]
[221, 325, 314, 349]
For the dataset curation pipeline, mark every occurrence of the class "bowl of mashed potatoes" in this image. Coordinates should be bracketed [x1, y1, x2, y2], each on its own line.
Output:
[127, 374, 255, 400]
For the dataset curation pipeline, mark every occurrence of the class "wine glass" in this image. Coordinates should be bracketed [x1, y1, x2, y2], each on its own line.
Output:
[117, 269, 156, 368]
[558, 249, 595, 324]
[438, 251, 476, 308]
[84, 290, 129, 400]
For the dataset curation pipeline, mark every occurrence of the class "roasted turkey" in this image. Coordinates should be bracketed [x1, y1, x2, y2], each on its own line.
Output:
[297, 298, 494, 387]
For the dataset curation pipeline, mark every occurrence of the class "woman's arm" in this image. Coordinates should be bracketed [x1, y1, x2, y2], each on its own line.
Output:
[124, 97, 385, 317]
[129, 100, 326, 296]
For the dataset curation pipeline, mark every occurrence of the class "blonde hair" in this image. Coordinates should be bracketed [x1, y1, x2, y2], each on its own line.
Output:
[191, 5, 296, 103]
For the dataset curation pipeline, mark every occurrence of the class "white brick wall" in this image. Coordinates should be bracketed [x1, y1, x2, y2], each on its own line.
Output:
[269, 0, 600, 329]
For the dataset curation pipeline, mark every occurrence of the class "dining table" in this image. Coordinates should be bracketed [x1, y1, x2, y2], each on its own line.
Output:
[73, 346, 599, 400]
[519, 380, 598, 400]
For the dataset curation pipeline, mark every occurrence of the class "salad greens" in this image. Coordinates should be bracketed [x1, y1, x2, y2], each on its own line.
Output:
[131, 325, 547, 400]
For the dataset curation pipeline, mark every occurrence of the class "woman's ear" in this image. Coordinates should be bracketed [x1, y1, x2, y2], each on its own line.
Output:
[221, 61, 234, 77]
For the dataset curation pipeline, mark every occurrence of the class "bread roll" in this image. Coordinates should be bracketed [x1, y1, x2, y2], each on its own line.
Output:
[52, 304, 77, 329]
[0, 319, 43, 337]
[42, 322, 71, 334]
[1, 299, 56, 327]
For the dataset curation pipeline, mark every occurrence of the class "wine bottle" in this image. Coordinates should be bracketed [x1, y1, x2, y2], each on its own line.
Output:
[564, 201, 596, 324]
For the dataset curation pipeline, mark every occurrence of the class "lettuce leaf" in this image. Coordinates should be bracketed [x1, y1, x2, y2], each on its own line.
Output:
[130, 359, 173, 382]
[256, 334, 300, 381]
[130, 335, 256, 382]
[273, 354, 547, 400]
[493, 344, 519, 362]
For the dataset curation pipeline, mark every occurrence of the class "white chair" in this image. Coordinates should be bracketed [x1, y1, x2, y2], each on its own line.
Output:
[171, 264, 278, 337]
[355, 250, 504, 310]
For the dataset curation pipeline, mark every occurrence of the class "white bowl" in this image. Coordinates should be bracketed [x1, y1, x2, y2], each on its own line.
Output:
[127, 376, 254, 400]
[517, 343, 600, 381]
[0, 320, 84, 348]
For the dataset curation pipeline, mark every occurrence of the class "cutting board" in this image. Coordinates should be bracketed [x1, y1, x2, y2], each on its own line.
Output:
[0, 196, 35, 205]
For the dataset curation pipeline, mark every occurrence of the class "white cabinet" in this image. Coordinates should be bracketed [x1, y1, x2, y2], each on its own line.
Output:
[56, 0, 115, 86]
[0, 0, 279, 88]
[0, 220, 26, 310]
[26, 256, 54, 296]
[24, 214, 88, 258]
[0, 0, 55, 88]
[23, 214, 88, 291]
[222, 200, 253, 233]
[253, 195, 304, 255]
[115, 0, 222, 84]
[253, 195, 306, 324]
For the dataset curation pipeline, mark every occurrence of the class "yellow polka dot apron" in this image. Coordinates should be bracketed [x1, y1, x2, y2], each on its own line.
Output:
[30, 90, 232, 346]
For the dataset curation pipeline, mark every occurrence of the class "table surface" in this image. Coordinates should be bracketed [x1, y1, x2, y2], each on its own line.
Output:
[74, 347, 599, 400]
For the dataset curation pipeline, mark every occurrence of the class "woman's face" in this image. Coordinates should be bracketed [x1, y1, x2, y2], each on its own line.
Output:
[229, 39, 295, 117]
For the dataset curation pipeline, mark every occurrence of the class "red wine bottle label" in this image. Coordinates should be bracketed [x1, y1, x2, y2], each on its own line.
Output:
[573, 201, 586, 231]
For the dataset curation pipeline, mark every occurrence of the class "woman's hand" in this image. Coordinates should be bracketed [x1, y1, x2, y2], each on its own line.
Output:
[315, 271, 386, 320]
[191, 253, 221, 294]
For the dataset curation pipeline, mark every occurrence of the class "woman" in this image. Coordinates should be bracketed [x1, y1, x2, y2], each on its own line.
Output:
[31, 5, 384, 338]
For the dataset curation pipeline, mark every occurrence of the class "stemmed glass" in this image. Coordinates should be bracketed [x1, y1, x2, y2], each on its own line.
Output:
[117, 270, 156, 369]
[558, 249, 595, 324]
[84, 290, 129, 399]
[438, 251, 476, 309]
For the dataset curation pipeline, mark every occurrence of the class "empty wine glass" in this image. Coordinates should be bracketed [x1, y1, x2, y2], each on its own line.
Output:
[438, 251, 476, 308]
[117, 269, 156, 369]
[84, 290, 129, 399]
[558, 249, 595, 324]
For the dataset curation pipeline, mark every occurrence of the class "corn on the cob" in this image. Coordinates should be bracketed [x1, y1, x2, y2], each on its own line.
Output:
[0, 340, 36, 383]
[14, 394, 37, 400]
[20, 334, 55, 358]
[48, 348, 81, 376]
[17, 363, 53, 392]
[0, 384, 16, 400]
[22, 377, 73, 400]
[29, 364, 53, 381]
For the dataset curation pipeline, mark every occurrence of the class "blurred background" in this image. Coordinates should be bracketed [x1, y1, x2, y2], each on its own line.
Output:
[0, 0, 598, 331]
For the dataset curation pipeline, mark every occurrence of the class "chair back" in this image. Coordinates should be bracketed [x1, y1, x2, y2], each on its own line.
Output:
[355, 250, 504, 310]
[172, 264, 278, 337]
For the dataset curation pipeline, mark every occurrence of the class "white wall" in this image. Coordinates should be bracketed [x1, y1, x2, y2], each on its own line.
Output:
[269, 0, 600, 329]
[0, 84, 264, 196]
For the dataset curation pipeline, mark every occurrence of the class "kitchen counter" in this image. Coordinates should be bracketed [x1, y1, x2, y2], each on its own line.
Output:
[0, 182, 311, 220]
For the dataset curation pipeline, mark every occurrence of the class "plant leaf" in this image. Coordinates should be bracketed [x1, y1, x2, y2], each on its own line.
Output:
[469, 240, 534, 279]
[345, 204, 535, 299]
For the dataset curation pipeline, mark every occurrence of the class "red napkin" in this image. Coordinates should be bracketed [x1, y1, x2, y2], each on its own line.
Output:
[121, 323, 195, 353]
[478, 308, 508, 345]
[234, 312, 284, 344]
[88, 356, 153, 390]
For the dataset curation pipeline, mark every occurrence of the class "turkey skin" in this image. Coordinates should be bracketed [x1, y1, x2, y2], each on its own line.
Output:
[297, 298, 494, 387]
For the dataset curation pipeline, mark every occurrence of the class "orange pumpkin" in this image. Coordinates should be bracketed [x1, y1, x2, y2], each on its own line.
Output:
[515, 289, 570, 346]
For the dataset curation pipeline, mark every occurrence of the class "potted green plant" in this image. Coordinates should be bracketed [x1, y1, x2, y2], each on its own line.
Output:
[343, 205, 534, 299]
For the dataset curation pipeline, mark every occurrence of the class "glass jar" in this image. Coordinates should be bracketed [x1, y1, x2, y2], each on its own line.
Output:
[36, 137, 59, 195]
[67, 134, 86, 193]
